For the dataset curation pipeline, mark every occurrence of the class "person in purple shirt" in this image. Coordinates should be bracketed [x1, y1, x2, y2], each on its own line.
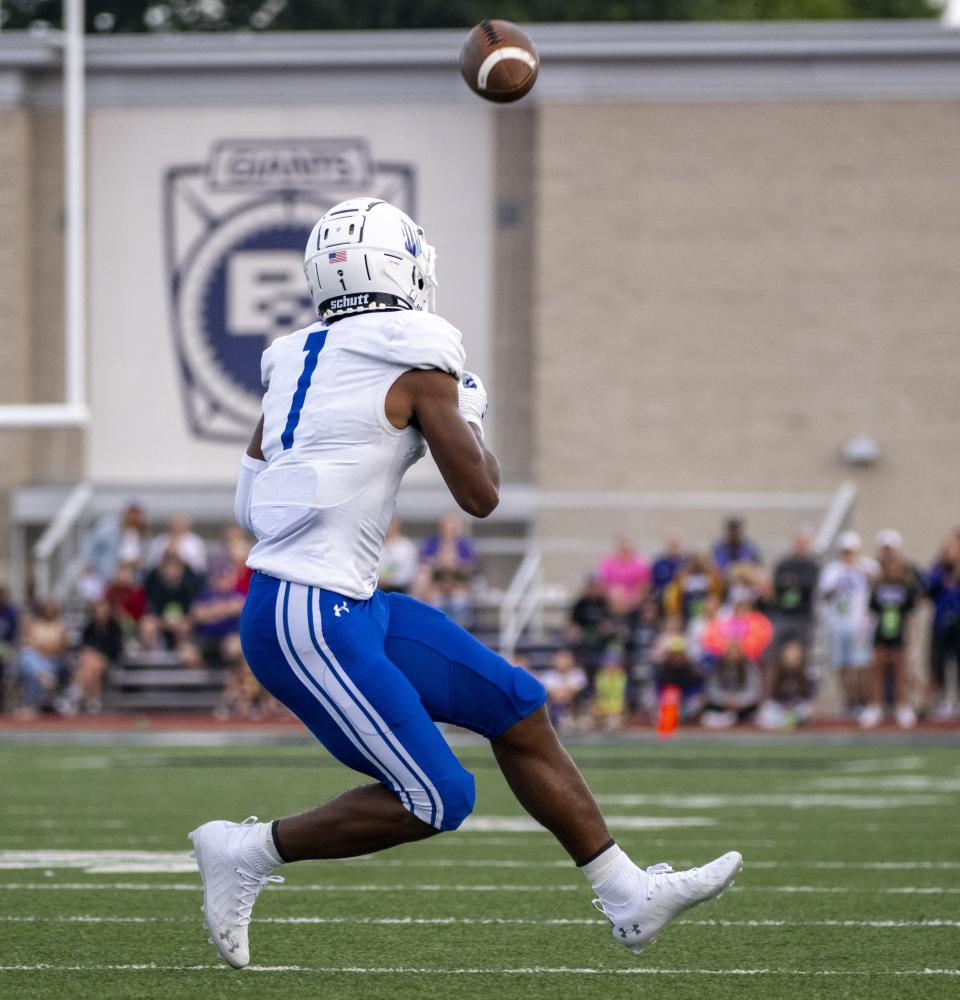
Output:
[926, 535, 960, 720]
[419, 513, 477, 568]
[417, 514, 478, 627]
[0, 586, 19, 712]
[651, 533, 687, 598]
[192, 565, 246, 668]
[712, 517, 761, 576]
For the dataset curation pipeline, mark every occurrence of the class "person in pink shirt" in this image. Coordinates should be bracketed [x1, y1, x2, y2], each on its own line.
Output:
[598, 536, 651, 610]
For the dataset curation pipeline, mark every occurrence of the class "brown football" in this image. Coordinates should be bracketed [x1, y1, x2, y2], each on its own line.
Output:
[459, 19, 539, 104]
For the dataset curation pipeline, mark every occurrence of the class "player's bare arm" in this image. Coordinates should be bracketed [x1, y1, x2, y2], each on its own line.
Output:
[386, 368, 499, 518]
[245, 415, 265, 461]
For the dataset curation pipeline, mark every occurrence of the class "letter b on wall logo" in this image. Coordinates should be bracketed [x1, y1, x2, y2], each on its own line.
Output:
[164, 139, 415, 441]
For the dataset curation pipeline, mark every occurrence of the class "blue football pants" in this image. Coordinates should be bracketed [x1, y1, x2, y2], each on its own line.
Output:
[239, 572, 546, 832]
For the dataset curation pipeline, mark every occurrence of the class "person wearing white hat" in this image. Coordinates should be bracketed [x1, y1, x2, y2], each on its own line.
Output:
[862, 550, 920, 730]
[818, 531, 879, 719]
[874, 528, 923, 593]
[875, 529, 903, 553]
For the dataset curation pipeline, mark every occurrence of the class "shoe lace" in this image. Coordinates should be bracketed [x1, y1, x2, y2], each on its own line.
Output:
[591, 897, 611, 924]
[592, 861, 680, 920]
[645, 861, 703, 900]
[646, 862, 674, 876]
[233, 816, 284, 927]
[233, 868, 284, 926]
[644, 861, 675, 899]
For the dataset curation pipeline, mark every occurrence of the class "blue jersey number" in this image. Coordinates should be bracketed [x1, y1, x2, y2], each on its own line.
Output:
[281, 329, 328, 450]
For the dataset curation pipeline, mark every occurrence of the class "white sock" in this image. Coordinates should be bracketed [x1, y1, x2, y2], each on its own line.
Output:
[579, 843, 647, 917]
[237, 821, 283, 874]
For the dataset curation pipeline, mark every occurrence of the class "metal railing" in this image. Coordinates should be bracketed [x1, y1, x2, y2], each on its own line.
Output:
[812, 480, 858, 556]
[498, 546, 543, 658]
[32, 481, 94, 602]
[495, 480, 859, 659]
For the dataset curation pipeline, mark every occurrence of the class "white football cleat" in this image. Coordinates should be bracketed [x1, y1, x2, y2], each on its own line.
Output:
[596, 850, 742, 954]
[895, 704, 917, 729]
[188, 817, 283, 969]
[859, 704, 883, 729]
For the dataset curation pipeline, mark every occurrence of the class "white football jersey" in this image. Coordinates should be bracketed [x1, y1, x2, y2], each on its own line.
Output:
[246, 310, 466, 598]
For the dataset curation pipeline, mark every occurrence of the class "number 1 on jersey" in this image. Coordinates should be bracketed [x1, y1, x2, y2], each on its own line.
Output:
[281, 329, 328, 450]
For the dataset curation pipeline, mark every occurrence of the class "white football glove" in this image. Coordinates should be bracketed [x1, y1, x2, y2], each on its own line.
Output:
[234, 452, 267, 535]
[458, 371, 488, 438]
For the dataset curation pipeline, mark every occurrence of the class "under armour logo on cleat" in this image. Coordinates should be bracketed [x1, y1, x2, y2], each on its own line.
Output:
[220, 930, 239, 954]
[618, 927, 627, 939]
[333, 602, 350, 617]
[633, 924, 641, 934]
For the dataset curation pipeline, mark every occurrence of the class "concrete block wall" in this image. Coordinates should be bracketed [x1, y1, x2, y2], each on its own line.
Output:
[0, 109, 81, 581]
[534, 100, 960, 578]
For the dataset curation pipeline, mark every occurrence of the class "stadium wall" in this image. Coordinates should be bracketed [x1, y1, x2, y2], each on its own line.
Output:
[0, 105, 84, 570]
[534, 97, 960, 578]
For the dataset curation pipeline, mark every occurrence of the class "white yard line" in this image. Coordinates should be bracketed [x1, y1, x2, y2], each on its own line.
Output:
[0, 882, 583, 892]
[3, 850, 958, 875]
[2, 915, 960, 928]
[838, 756, 925, 773]
[0, 963, 958, 976]
[747, 861, 960, 870]
[461, 816, 715, 831]
[1, 881, 959, 894]
[811, 776, 960, 792]
[768, 886, 960, 895]
[595, 793, 947, 809]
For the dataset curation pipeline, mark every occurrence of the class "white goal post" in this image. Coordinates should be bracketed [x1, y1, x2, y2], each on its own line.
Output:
[0, 0, 88, 429]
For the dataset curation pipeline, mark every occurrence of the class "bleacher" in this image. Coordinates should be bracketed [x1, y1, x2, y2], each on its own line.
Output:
[98, 596, 569, 713]
[10, 478, 856, 715]
[103, 654, 226, 713]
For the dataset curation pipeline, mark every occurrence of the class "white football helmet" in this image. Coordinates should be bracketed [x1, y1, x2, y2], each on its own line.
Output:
[303, 198, 437, 321]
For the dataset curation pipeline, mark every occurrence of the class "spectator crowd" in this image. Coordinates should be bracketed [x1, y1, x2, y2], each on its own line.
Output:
[546, 518, 960, 733]
[1, 504, 270, 720]
[0, 506, 486, 720]
[1, 503, 959, 735]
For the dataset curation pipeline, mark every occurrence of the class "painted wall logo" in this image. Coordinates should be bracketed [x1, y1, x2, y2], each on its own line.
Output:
[164, 139, 415, 440]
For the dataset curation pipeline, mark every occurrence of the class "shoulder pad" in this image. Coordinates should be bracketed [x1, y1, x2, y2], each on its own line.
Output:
[385, 312, 465, 379]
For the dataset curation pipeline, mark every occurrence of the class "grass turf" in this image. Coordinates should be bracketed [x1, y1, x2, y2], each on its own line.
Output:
[0, 737, 957, 999]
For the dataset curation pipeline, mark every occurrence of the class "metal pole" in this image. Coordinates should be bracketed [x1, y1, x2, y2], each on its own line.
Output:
[64, 0, 86, 410]
[0, 8, 90, 428]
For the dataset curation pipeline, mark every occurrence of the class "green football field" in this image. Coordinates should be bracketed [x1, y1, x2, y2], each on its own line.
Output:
[0, 734, 958, 1000]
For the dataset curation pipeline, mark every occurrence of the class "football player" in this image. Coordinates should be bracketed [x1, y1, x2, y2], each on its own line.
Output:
[189, 198, 741, 968]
